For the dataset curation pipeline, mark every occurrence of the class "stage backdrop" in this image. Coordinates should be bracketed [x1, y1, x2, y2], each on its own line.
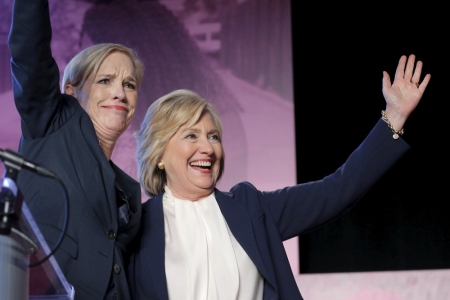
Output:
[0, 0, 298, 273]
[2, 0, 450, 299]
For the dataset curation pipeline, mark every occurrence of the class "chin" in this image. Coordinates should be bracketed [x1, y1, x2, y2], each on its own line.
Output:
[108, 124, 127, 132]
[204, 186, 216, 195]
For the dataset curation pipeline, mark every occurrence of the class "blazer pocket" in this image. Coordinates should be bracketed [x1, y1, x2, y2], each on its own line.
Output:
[37, 222, 78, 259]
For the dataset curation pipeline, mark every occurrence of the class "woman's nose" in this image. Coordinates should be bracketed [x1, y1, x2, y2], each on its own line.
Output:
[199, 138, 214, 154]
[113, 84, 126, 102]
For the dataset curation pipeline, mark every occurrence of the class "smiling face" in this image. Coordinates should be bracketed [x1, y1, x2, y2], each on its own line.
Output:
[162, 112, 223, 201]
[67, 51, 138, 140]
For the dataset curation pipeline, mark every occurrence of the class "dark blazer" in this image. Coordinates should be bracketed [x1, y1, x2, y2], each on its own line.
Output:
[129, 120, 410, 300]
[8, 0, 141, 299]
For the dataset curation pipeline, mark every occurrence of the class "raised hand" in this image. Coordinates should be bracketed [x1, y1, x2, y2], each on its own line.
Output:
[382, 54, 431, 132]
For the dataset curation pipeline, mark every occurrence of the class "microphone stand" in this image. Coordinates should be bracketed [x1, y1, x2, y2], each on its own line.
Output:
[0, 149, 74, 300]
[0, 163, 38, 300]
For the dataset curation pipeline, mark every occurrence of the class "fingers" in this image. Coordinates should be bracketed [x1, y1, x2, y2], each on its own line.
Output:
[403, 54, 416, 81]
[394, 55, 407, 80]
[394, 54, 431, 92]
[382, 71, 391, 89]
[409, 56, 431, 92]
[418, 73, 431, 92]
[410, 60, 423, 84]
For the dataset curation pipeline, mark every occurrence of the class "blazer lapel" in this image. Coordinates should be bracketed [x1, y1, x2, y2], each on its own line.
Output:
[140, 196, 169, 300]
[215, 190, 277, 288]
[75, 111, 116, 227]
[110, 162, 141, 222]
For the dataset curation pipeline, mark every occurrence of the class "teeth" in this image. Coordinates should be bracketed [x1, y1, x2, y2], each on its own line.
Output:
[190, 161, 211, 167]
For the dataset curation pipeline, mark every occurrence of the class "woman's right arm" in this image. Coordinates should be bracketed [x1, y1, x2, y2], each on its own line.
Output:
[8, 0, 62, 139]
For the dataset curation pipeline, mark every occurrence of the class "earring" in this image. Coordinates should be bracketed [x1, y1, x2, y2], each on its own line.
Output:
[157, 161, 165, 170]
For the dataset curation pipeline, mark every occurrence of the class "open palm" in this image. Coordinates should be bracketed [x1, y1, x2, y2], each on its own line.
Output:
[382, 54, 431, 131]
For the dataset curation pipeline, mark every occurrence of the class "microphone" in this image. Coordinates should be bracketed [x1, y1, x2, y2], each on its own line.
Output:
[0, 148, 57, 179]
[0, 149, 69, 265]
[0, 177, 22, 235]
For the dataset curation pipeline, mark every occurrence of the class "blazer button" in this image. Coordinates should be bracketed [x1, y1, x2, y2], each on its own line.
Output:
[107, 230, 116, 239]
[113, 264, 121, 274]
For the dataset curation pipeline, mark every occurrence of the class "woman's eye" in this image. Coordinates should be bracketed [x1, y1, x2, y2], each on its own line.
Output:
[209, 134, 220, 141]
[98, 78, 109, 84]
[125, 82, 136, 90]
[186, 134, 196, 139]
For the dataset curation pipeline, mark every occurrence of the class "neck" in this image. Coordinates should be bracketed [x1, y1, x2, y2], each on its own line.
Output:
[95, 127, 124, 161]
[165, 185, 214, 202]
[98, 138, 115, 160]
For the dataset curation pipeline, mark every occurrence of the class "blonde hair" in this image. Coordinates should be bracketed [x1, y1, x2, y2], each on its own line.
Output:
[136, 89, 224, 197]
[61, 43, 144, 95]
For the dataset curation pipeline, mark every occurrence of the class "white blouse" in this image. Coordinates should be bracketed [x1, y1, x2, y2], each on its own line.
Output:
[163, 186, 263, 300]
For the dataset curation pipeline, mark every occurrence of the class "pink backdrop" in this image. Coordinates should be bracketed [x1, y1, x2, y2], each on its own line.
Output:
[2, 0, 449, 299]
[0, 0, 298, 273]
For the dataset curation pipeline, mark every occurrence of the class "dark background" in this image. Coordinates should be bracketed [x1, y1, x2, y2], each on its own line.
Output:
[292, 3, 449, 273]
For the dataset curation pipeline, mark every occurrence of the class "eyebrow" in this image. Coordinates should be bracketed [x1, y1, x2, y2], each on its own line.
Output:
[182, 127, 219, 135]
[96, 73, 137, 82]
[181, 127, 200, 134]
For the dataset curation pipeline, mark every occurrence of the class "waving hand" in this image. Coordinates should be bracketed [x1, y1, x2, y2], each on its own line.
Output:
[382, 54, 431, 133]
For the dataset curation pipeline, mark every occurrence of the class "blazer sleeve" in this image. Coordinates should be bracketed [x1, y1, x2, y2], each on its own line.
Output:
[8, 0, 71, 139]
[248, 119, 410, 241]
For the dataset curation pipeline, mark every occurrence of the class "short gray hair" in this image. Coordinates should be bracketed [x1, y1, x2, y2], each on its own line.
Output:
[61, 43, 144, 95]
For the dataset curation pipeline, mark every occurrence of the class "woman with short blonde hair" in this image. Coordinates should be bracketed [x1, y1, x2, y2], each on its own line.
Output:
[130, 53, 431, 299]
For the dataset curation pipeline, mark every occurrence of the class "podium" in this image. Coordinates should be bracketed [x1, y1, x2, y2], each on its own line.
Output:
[0, 182, 74, 300]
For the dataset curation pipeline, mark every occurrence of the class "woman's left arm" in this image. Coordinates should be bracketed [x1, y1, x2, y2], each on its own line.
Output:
[263, 55, 430, 240]
[262, 120, 408, 240]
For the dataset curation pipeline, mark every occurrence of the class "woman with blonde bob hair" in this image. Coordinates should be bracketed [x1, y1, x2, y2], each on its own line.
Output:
[136, 89, 224, 198]
[9, 0, 145, 298]
[130, 53, 430, 300]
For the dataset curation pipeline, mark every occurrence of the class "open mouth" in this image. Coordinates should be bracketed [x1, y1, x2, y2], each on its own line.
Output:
[189, 161, 212, 170]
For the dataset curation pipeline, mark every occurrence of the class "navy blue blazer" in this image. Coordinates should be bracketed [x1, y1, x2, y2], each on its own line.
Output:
[9, 0, 141, 299]
[129, 120, 410, 299]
